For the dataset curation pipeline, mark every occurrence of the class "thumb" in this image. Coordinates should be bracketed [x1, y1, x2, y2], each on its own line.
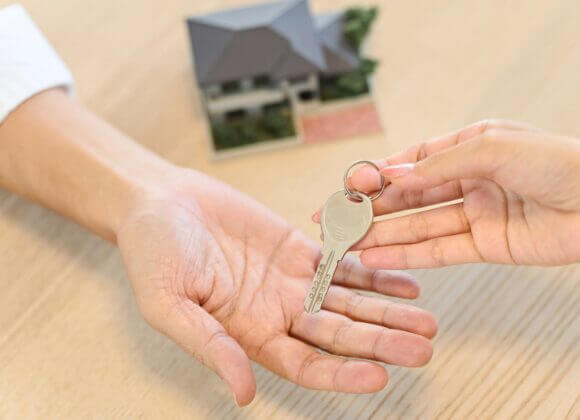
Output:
[381, 134, 511, 190]
[146, 299, 256, 406]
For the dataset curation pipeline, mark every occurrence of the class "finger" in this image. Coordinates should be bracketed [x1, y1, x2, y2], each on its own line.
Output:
[312, 180, 463, 221]
[380, 119, 537, 166]
[148, 299, 255, 406]
[381, 134, 512, 192]
[374, 180, 463, 215]
[332, 255, 420, 299]
[322, 286, 438, 338]
[353, 203, 470, 250]
[388, 129, 571, 205]
[350, 119, 536, 192]
[315, 120, 537, 220]
[291, 311, 433, 367]
[312, 209, 321, 223]
[360, 232, 484, 269]
[253, 333, 388, 393]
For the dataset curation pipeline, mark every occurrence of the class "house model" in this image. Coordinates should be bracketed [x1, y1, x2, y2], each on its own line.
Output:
[186, 0, 380, 155]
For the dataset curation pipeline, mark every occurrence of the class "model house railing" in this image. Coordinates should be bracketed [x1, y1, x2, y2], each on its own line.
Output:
[205, 88, 287, 114]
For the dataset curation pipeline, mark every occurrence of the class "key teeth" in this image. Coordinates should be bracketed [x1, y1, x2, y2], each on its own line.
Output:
[304, 305, 320, 314]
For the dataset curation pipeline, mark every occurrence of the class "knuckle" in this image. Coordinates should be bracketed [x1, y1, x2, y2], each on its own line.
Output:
[332, 359, 347, 392]
[331, 322, 352, 353]
[430, 238, 446, 267]
[380, 304, 393, 326]
[478, 127, 510, 147]
[398, 246, 410, 269]
[345, 293, 364, 318]
[297, 352, 320, 386]
[479, 118, 506, 131]
[469, 130, 503, 161]
[368, 225, 380, 248]
[342, 258, 355, 281]
[204, 330, 228, 351]
[409, 212, 429, 242]
[452, 181, 463, 201]
[371, 332, 384, 361]
[369, 270, 380, 292]
[473, 129, 512, 173]
[478, 130, 500, 145]
[455, 204, 470, 231]
[254, 333, 278, 360]
[415, 141, 430, 161]
[402, 188, 424, 209]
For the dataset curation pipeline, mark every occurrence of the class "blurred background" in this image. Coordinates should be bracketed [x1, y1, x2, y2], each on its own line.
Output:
[0, 1, 578, 419]
[11, 0, 580, 236]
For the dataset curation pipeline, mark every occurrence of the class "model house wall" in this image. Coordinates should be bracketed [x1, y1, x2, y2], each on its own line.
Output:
[187, 0, 359, 123]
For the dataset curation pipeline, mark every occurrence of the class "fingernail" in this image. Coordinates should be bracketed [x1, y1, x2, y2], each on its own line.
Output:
[312, 212, 321, 223]
[381, 163, 415, 178]
[232, 392, 241, 407]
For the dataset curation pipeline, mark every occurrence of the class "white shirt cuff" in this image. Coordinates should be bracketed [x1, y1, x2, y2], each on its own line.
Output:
[0, 4, 74, 123]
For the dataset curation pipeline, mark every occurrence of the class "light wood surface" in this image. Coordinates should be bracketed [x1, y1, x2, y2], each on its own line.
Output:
[1, 0, 579, 418]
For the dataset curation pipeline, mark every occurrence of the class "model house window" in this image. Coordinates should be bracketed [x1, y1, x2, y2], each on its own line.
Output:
[289, 75, 309, 84]
[221, 80, 241, 94]
[253, 75, 271, 88]
[205, 87, 220, 100]
[225, 109, 247, 121]
[299, 90, 316, 101]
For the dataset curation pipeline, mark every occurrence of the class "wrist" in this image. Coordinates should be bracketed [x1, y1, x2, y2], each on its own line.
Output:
[103, 156, 190, 243]
[113, 165, 217, 243]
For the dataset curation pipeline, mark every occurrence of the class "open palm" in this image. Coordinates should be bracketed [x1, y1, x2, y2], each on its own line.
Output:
[117, 170, 437, 406]
[343, 120, 580, 269]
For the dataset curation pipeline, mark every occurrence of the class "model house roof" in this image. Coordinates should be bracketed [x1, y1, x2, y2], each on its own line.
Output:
[187, 0, 359, 86]
[316, 12, 360, 76]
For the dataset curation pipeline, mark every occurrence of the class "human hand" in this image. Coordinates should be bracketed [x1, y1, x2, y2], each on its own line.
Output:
[117, 169, 437, 406]
[322, 120, 580, 268]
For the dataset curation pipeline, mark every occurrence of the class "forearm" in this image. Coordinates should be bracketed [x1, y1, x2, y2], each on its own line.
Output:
[0, 89, 179, 242]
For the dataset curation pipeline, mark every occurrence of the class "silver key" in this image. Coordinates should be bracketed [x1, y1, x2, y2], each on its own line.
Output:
[304, 191, 374, 313]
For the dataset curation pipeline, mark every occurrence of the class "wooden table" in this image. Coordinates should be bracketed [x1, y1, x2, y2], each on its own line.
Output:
[0, 0, 578, 418]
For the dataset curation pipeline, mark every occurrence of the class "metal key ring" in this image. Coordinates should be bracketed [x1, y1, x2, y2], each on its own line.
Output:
[343, 160, 387, 201]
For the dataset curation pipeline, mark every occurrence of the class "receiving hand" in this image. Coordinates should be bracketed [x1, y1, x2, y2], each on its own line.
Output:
[117, 170, 437, 406]
[328, 120, 580, 268]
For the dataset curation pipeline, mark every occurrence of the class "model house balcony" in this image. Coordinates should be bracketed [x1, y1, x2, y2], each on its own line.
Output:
[205, 87, 287, 115]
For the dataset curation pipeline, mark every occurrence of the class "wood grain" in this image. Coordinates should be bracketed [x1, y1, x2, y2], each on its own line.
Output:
[0, 0, 578, 418]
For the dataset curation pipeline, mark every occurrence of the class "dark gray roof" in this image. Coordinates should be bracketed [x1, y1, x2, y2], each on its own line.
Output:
[315, 12, 360, 75]
[187, 0, 326, 86]
[196, 1, 290, 30]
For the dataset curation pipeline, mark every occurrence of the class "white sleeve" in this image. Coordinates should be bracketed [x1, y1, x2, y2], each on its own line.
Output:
[0, 4, 74, 122]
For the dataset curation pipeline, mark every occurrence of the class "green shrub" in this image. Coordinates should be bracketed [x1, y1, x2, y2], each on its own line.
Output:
[263, 108, 294, 138]
[320, 58, 378, 101]
[320, 6, 379, 101]
[344, 6, 378, 52]
[210, 108, 295, 151]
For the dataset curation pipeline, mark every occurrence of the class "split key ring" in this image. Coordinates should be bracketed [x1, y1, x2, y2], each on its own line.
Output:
[343, 160, 387, 201]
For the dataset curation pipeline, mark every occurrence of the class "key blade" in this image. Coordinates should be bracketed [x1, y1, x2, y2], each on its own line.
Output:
[304, 244, 344, 313]
[304, 191, 374, 314]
